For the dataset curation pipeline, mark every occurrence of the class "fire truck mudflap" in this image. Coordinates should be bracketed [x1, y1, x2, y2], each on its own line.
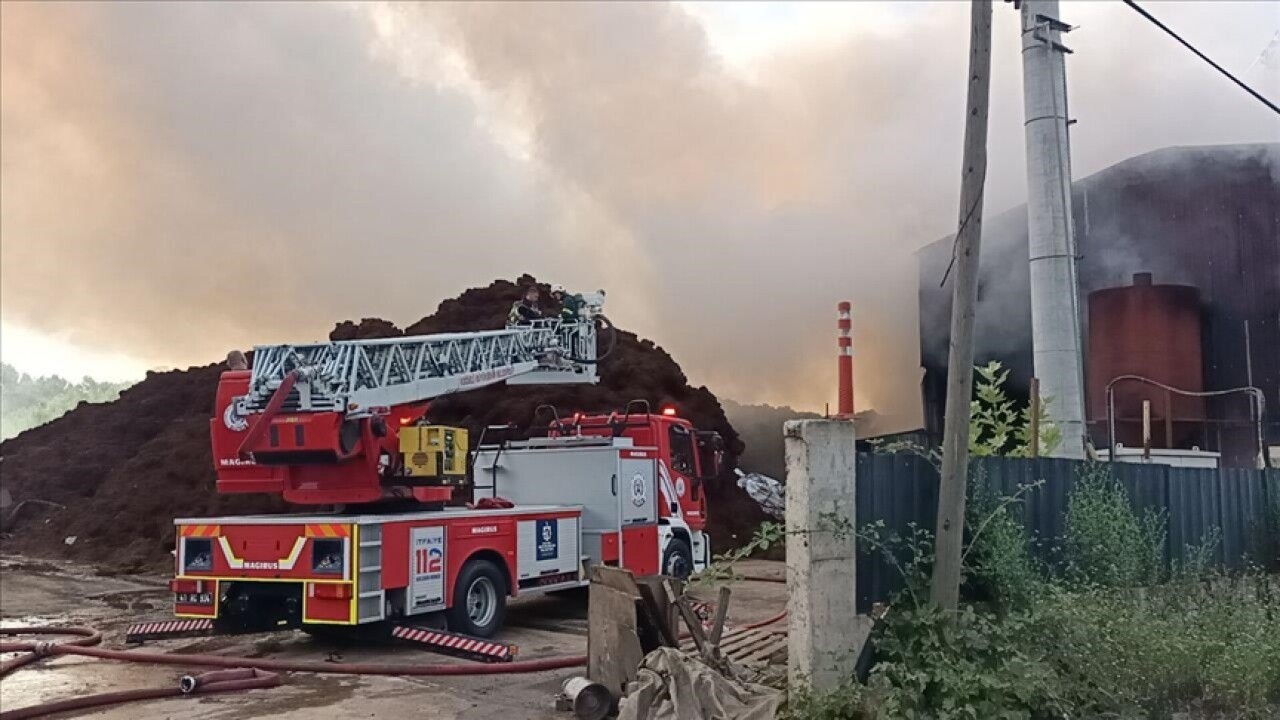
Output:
[173, 505, 583, 638]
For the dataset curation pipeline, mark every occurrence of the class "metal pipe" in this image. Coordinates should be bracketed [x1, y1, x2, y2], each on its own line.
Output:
[1142, 400, 1152, 459]
[1105, 374, 1268, 468]
[1029, 378, 1041, 458]
[1022, 0, 1088, 459]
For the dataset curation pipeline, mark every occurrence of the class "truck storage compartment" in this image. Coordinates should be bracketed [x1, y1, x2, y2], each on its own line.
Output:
[474, 438, 658, 569]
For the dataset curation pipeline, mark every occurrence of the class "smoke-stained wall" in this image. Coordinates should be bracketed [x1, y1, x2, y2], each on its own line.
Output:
[918, 144, 1280, 465]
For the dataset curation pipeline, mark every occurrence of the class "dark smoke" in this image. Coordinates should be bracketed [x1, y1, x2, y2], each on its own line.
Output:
[3, 2, 1276, 427]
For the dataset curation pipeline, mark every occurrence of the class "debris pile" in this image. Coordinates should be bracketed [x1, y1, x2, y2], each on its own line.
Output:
[0, 362, 285, 571]
[0, 276, 769, 569]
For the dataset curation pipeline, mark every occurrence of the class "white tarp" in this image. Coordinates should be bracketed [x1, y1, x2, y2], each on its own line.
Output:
[735, 470, 784, 520]
[617, 648, 780, 720]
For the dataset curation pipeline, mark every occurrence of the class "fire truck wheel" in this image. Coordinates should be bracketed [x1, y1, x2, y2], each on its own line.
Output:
[448, 559, 507, 638]
[662, 538, 693, 580]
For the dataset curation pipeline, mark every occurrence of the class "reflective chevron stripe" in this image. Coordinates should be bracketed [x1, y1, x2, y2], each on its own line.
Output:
[125, 619, 214, 639]
[390, 625, 514, 662]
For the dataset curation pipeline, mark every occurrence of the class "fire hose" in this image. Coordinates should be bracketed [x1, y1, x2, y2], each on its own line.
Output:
[0, 599, 786, 717]
[0, 626, 100, 676]
[0, 667, 280, 720]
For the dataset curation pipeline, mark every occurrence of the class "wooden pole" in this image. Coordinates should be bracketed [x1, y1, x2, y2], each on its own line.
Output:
[931, 0, 993, 611]
[1029, 377, 1041, 458]
[1142, 400, 1152, 459]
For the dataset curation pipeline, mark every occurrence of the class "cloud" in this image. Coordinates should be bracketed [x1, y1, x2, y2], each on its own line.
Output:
[2, 2, 563, 361]
[2, 1, 1275, 426]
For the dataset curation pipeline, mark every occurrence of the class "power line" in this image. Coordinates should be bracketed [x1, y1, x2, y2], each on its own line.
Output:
[1121, 0, 1280, 117]
[939, 180, 985, 288]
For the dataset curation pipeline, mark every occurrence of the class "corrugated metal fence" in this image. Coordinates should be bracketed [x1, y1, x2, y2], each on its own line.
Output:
[854, 453, 1280, 612]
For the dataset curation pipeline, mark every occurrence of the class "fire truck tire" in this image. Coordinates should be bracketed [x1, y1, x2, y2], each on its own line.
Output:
[448, 559, 507, 638]
[661, 538, 694, 580]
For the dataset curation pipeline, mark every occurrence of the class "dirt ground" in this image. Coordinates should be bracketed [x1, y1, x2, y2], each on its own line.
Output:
[0, 555, 787, 719]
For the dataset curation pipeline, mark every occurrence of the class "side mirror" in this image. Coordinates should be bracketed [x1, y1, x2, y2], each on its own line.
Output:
[695, 431, 724, 480]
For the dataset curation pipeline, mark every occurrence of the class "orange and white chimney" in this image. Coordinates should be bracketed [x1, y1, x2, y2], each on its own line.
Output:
[837, 302, 854, 417]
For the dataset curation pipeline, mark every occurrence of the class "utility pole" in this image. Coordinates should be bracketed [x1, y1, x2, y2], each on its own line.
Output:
[931, 0, 992, 611]
[1021, 0, 1088, 459]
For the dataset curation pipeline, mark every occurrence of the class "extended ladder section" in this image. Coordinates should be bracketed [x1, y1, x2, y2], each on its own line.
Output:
[240, 318, 600, 416]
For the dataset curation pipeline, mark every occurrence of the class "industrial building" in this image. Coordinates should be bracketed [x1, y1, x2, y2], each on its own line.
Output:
[918, 143, 1279, 468]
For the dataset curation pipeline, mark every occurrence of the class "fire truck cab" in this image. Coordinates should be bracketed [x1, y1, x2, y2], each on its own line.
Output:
[473, 406, 723, 580]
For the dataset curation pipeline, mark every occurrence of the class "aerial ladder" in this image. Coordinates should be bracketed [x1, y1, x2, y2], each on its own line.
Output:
[211, 292, 612, 505]
[160, 289, 724, 642]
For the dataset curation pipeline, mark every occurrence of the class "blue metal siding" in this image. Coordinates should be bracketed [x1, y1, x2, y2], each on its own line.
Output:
[853, 455, 1279, 611]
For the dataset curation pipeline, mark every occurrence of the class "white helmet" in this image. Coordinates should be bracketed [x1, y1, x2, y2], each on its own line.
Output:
[549, 283, 566, 295]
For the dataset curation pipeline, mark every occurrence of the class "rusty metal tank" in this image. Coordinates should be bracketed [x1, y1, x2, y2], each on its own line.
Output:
[1086, 272, 1206, 449]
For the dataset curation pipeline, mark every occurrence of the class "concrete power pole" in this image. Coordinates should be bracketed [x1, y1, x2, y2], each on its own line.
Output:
[931, 0, 992, 611]
[1021, 0, 1088, 459]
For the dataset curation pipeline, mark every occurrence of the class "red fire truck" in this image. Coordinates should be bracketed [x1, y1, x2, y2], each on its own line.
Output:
[171, 296, 723, 640]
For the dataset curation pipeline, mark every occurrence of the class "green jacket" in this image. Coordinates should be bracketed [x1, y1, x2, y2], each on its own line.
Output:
[559, 293, 585, 321]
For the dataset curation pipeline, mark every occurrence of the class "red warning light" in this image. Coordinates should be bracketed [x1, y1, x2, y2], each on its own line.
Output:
[661, 406, 678, 417]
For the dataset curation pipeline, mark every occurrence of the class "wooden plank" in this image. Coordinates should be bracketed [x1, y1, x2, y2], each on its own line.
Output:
[634, 579, 678, 647]
[726, 638, 775, 661]
[737, 630, 783, 661]
[739, 636, 789, 666]
[588, 565, 642, 597]
[730, 631, 775, 650]
[665, 578, 711, 662]
[681, 625, 757, 652]
[587, 583, 644, 698]
[714, 626, 751, 643]
[634, 584, 677, 650]
[661, 578, 684, 637]
[721, 629, 771, 654]
[676, 612, 790, 668]
[708, 586, 731, 647]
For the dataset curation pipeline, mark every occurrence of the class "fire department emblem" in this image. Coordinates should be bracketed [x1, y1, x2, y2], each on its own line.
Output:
[675, 478, 686, 497]
[222, 403, 248, 432]
[630, 473, 647, 507]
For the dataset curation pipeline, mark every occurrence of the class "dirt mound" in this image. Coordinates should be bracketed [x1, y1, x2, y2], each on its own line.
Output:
[329, 318, 403, 341]
[410, 277, 766, 549]
[0, 364, 285, 572]
[0, 276, 768, 569]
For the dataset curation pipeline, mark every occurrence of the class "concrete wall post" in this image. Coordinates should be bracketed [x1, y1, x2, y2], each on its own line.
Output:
[785, 419, 865, 691]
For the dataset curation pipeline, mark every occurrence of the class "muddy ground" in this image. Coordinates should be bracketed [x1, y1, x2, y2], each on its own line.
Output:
[0, 556, 787, 719]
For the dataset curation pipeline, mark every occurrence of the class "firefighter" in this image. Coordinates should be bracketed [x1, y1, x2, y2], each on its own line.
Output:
[226, 350, 248, 371]
[549, 284, 585, 322]
[508, 286, 542, 325]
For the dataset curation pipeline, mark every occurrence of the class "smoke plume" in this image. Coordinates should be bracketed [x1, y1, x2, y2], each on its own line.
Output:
[2, 1, 1276, 429]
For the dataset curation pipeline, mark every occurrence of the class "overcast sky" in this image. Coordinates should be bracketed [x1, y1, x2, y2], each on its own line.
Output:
[2, 1, 1276, 423]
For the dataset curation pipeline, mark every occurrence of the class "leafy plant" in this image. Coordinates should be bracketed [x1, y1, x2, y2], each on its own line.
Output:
[1062, 462, 1166, 587]
[1172, 526, 1222, 582]
[698, 520, 788, 584]
[866, 604, 1070, 720]
[779, 458, 1277, 718]
[963, 475, 1046, 612]
[875, 361, 1059, 465]
[970, 361, 1060, 459]
[858, 520, 937, 609]
[1, 363, 133, 440]
[698, 511, 852, 585]
[782, 678, 868, 720]
[1031, 573, 1280, 717]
